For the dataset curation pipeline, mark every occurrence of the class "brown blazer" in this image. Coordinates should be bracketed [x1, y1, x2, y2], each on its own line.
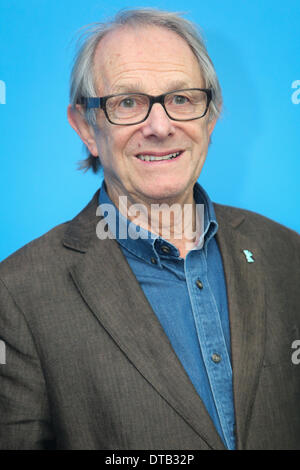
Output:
[0, 189, 299, 450]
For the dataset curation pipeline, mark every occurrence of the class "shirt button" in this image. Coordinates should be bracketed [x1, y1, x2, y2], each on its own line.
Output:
[211, 353, 222, 363]
[151, 257, 157, 264]
[161, 245, 170, 254]
[196, 279, 203, 289]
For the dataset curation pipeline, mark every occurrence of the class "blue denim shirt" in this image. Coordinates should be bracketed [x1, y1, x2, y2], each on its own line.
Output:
[99, 182, 236, 449]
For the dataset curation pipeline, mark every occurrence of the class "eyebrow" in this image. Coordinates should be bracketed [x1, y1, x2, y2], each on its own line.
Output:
[110, 80, 195, 95]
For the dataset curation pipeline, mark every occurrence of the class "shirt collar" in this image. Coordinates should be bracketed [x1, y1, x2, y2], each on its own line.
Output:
[99, 181, 218, 264]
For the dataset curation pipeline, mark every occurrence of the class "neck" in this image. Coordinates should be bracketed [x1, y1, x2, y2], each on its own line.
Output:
[107, 186, 203, 259]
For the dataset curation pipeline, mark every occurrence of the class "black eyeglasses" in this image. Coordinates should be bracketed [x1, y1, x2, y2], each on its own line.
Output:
[79, 88, 212, 126]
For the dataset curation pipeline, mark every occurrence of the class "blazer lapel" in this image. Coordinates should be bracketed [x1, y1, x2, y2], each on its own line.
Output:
[63, 191, 225, 450]
[215, 205, 266, 450]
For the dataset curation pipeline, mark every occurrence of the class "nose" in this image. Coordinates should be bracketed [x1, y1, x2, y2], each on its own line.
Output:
[140, 102, 176, 139]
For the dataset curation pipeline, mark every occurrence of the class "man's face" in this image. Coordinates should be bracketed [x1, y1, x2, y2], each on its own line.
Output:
[88, 26, 216, 206]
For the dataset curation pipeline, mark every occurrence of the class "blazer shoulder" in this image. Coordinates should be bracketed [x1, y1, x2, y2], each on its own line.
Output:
[0, 222, 71, 286]
[0, 189, 101, 286]
[214, 202, 300, 243]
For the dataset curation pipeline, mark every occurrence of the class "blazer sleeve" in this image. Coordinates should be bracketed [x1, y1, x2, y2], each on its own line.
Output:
[0, 278, 55, 449]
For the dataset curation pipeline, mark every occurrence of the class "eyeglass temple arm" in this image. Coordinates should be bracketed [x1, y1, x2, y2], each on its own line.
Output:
[78, 97, 102, 109]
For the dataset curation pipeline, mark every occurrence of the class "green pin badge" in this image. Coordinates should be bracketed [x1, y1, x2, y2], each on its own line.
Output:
[243, 249, 255, 263]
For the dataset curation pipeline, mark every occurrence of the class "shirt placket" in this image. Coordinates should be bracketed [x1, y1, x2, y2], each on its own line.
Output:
[186, 250, 236, 450]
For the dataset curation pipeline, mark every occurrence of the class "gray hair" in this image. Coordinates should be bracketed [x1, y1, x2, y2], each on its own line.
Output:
[69, 8, 222, 173]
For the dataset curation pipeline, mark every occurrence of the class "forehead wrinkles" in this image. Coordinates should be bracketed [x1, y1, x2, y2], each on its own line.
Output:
[93, 26, 201, 93]
[99, 61, 192, 90]
[104, 56, 191, 73]
[95, 56, 201, 95]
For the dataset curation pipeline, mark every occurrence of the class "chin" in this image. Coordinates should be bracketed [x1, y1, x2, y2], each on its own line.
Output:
[138, 181, 189, 203]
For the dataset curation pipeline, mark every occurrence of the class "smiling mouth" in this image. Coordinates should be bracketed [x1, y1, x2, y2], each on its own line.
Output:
[135, 151, 182, 162]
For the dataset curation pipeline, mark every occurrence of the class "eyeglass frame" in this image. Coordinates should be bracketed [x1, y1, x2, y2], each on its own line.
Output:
[78, 88, 213, 126]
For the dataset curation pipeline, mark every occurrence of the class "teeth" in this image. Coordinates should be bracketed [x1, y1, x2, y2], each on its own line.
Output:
[137, 152, 180, 161]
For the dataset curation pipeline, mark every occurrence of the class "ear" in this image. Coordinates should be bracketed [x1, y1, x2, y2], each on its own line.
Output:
[207, 116, 217, 136]
[67, 104, 98, 157]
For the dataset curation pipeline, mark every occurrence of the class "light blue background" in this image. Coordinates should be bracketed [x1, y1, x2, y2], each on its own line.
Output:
[0, 0, 299, 261]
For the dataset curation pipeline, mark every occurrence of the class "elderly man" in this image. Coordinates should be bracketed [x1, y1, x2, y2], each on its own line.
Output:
[0, 9, 299, 451]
